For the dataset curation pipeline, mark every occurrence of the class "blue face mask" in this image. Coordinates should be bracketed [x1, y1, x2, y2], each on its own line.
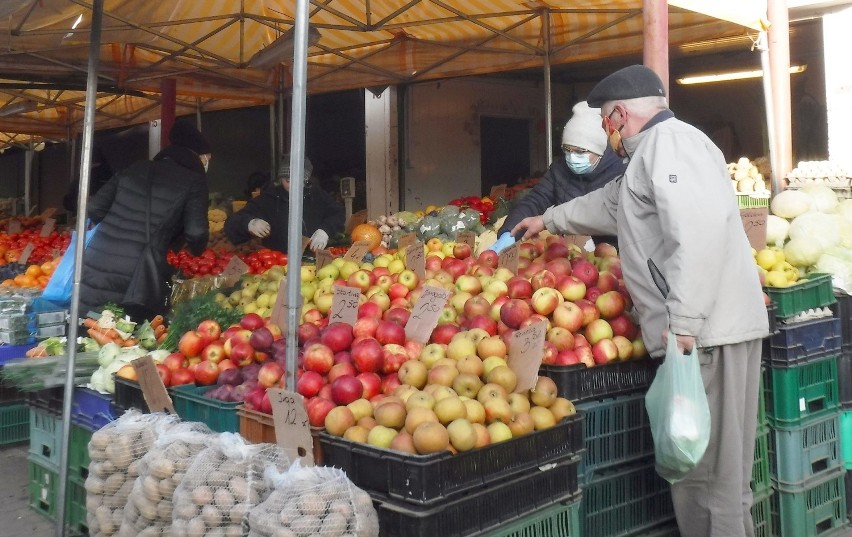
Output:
[565, 152, 598, 175]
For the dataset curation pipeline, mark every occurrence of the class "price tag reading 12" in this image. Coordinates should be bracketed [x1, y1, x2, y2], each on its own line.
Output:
[405, 241, 426, 279]
[330, 285, 361, 326]
[508, 319, 547, 392]
[498, 242, 519, 273]
[404, 286, 452, 343]
[268, 388, 314, 465]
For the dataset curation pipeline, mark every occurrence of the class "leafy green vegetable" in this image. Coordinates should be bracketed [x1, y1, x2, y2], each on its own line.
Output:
[101, 302, 125, 318]
[160, 293, 243, 351]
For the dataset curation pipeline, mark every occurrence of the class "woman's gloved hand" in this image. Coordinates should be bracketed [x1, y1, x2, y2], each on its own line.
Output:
[248, 218, 271, 238]
[310, 229, 329, 251]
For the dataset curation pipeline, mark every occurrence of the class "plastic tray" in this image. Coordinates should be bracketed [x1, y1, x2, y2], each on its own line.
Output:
[113, 376, 147, 412]
[320, 413, 583, 506]
[581, 458, 675, 537]
[374, 456, 581, 537]
[753, 489, 774, 537]
[539, 358, 659, 404]
[0, 402, 29, 445]
[576, 393, 654, 484]
[71, 387, 117, 431]
[771, 468, 847, 537]
[68, 423, 93, 481]
[830, 292, 851, 354]
[764, 355, 839, 426]
[769, 413, 842, 486]
[753, 426, 771, 495]
[28, 407, 62, 469]
[481, 497, 582, 537]
[27, 455, 58, 520]
[169, 384, 240, 433]
[765, 317, 842, 367]
[24, 386, 64, 414]
[765, 273, 836, 319]
[0, 342, 35, 365]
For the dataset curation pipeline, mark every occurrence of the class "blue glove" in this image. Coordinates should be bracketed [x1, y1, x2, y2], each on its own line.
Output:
[488, 232, 516, 254]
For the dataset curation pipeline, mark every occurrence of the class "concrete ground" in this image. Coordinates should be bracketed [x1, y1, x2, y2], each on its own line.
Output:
[1, 442, 58, 536]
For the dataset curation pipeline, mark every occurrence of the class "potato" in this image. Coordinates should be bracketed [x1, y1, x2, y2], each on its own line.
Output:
[135, 495, 158, 521]
[174, 500, 198, 520]
[170, 441, 192, 459]
[156, 499, 172, 519]
[228, 503, 249, 524]
[290, 515, 321, 535]
[85, 476, 105, 495]
[172, 519, 188, 537]
[137, 528, 160, 537]
[150, 458, 175, 479]
[158, 476, 177, 497]
[201, 504, 222, 527]
[101, 460, 117, 476]
[191, 485, 213, 506]
[228, 476, 248, 501]
[90, 430, 111, 450]
[272, 528, 298, 537]
[297, 492, 325, 516]
[206, 470, 228, 487]
[322, 512, 348, 536]
[186, 517, 207, 537]
[224, 527, 244, 537]
[127, 459, 141, 478]
[328, 499, 353, 521]
[106, 443, 132, 469]
[214, 488, 235, 510]
[141, 475, 161, 503]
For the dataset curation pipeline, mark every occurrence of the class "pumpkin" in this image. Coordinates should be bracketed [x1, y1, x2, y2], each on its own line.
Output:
[351, 223, 382, 249]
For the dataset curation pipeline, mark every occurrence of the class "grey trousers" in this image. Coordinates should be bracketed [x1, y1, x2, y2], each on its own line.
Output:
[671, 339, 763, 537]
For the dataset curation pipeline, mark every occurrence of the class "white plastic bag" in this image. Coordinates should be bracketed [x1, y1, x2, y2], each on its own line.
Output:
[645, 333, 711, 484]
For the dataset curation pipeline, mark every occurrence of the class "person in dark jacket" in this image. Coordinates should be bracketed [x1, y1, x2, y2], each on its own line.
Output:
[497, 101, 626, 247]
[225, 155, 344, 252]
[63, 146, 114, 213]
[80, 120, 211, 320]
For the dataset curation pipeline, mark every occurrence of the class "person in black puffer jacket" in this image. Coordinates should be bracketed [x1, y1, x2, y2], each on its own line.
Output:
[80, 121, 210, 320]
[497, 101, 627, 248]
[225, 154, 344, 253]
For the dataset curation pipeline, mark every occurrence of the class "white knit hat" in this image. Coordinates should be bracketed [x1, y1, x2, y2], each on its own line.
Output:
[561, 101, 607, 156]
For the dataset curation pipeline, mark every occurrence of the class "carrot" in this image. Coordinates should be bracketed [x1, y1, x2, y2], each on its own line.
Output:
[26, 346, 47, 358]
[154, 324, 166, 337]
[122, 338, 139, 347]
[87, 328, 114, 347]
[82, 318, 98, 329]
[150, 315, 164, 330]
[156, 332, 168, 344]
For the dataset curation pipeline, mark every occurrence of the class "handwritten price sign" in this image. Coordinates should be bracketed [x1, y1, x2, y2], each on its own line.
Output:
[398, 233, 417, 249]
[221, 256, 250, 286]
[39, 218, 55, 237]
[489, 184, 507, 199]
[315, 249, 333, 270]
[498, 242, 519, 273]
[508, 319, 547, 392]
[456, 230, 476, 248]
[405, 241, 426, 279]
[18, 243, 35, 265]
[344, 240, 372, 262]
[740, 207, 768, 250]
[405, 286, 452, 343]
[330, 285, 361, 326]
[268, 388, 314, 465]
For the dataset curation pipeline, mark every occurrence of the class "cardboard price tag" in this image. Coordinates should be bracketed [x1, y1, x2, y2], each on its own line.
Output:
[456, 230, 476, 248]
[740, 208, 768, 251]
[498, 242, 519, 273]
[40, 207, 57, 219]
[343, 240, 372, 262]
[397, 233, 417, 249]
[132, 355, 176, 414]
[489, 184, 507, 199]
[345, 210, 368, 233]
[565, 235, 592, 248]
[301, 235, 313, 251]
[18, 243, 35, 265]
[221, 255, 250, 286]
[7, 220, 21, 234]
[404, 286, 452, 343]
[268, 388, 314, 465]
[508, 319, 547, 392]
[330, 285, 360, 326]
[315, 249, 333, 270]
[269, 276, 303, 335]
[405, 241, 425, 279]
[39, 218, 55, 237]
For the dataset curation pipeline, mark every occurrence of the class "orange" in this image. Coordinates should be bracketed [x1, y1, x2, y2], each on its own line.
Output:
[25, 265, 42, 278]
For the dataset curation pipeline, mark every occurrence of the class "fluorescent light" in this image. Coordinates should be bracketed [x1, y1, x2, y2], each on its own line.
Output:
[676, 65, 807, 85]
[248, 26, 321, 69]
[0, 100, 37, 117]
[679, 29, 796, 52]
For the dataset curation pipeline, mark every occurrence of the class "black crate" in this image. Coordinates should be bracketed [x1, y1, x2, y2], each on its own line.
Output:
[320, 413, 583, 506]
[24, 386, 64, 415]
[768, 303, 779, 335]
[539, 358, 660, 404]
[0, 377, 24, 405]
[831, 292, 852, 351]
[113, 377, 147, 412]
[845, 471, 852, 522]
[839, 353, 852, 407]
[764, 317, 842, 367]
[374, 456, 581, 537]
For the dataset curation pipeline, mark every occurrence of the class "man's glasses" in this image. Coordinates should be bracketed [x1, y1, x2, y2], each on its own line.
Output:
[562, 145, 591, 156]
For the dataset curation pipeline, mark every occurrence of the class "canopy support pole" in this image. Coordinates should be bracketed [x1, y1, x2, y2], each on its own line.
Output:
[56, 1, 103, 535]
[269, 102, 277, 178]
[768, 0, 793, 188]
[643, 0, 669, 99]
[160, 78, 176, 146]
[24, 145, 33, 215]
[542, 10, 553, 167]
[757, 31, 780, 195]
[284, 0, 310, 391]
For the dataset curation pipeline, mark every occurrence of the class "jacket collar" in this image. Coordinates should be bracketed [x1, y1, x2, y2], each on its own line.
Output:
[623, 109, 674, 156]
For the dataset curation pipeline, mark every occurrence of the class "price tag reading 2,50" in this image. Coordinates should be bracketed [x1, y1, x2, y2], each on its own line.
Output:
[404, 286, 452, 343]
[268, 388, 314, 465]
[508, 319, 547, 392]
[330, 285, 361, 326]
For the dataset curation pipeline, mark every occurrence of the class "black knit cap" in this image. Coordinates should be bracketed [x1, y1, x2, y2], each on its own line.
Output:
[168, 120, 211, 155]
[587, 65, 666, 107]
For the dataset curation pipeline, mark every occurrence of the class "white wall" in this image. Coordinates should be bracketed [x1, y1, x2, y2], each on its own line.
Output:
[824, 6, 852, 169]
[403, 77, 570, 210]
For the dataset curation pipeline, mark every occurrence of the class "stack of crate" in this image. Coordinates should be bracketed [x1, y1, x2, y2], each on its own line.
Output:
[833, 292, 852, 523]
[0, 343, 30, 446]
[763, 274, 849, 536]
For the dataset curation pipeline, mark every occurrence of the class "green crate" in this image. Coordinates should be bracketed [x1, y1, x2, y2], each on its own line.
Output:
[738, 194, 770, 209]
[68, 423, 92, 481]
[770, 413, 843, 486]
[0, 402, 29, 444]
[765, 273, 836, 319]
[771, 468, 847, 537]
[626, 524, 681, 537]
[169, 384, 240, 433]
[753, 489, 773, 537]
[759, 367, 767, 428]
[482, 497, 581, 537]
[27, 456, 57, 520]
[842, 411, 852, 470]
[28, 407, 62, 468]
[66, 476, 88, 536]
[764, 356, 839, 427]
[754, 426, 771, 495]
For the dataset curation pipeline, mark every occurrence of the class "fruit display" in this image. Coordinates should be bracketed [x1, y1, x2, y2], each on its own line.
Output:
[786, 160, 850, 189]
[351, 223, 384, 249]
[0, 227, 71, 265]
[728, 156, 771, 195]
[365, 213, 418, 248]
[207, 207, 227, 233]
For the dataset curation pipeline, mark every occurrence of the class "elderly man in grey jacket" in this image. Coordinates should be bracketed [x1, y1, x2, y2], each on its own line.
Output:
[512, 65, 769, 537]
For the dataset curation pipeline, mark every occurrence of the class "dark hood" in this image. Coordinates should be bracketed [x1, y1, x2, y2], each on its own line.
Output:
[154, 145, 206, 176]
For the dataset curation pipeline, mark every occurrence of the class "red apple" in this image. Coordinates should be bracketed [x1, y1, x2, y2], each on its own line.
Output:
[384, 307, 411, 327]
[584, 286, 603, 303]
[554, 349, 580, 365]
[352, 317, 380, 339]
[576, 346, 595, 367]
[240, 312, 266, 331]
[318, 384, 333, 401]
[196, 319, 222, 345]
[201, 342, 226, 364]
[463, 296, 491, 319]
[506, 276, 534, 299]
[321, 322, 354, 353]
[334, 351, 352, 365]
[302, 343, 335, 374]
[544, 241, 570, 261]
[163, 352, 187, 372]
[572, 259, 599, 288]
[328, 362, 357, 383]
[530, 269, 557, 290]
[351, 338, 384, 373]
[596, 290, 626, 320]
[358, 301, 383, 320]
[248, 326, 274, 351]
[500, 299, 532, 329]
[217, 359, 237, 372]
[466, 314, 498, 336]
[610, 314, 638, 340]
[347, 270, 372, 292]
[297, 370, 325, 398]
[298, 322, 322, 345]
[388, 282, 410, 301]
[531, 287, 561, 316]
[585, 319, 614, 345]
[195, 361, 220, 385]
[592, 338, 619, 365]
[594, 242, 618, 258]
[357, 372, 382, 400]
[170, 368, 195, 386]
[382, 344, 410, 374]
[575, 299, 601, 326]
[331, 375, 364, 405]
[258, 362, 285, 388]
[430, 323, 461, 345]
[478, 249, 499, 269]
[303, 308, 324, 325]
[596, 271, 619, 293]
[155, 364, 171, 387]
[453, 242, 472, 260]
[556, 275, 586, 302]
[306, 397, 336, 427]
[381, 373, 401, 395]
[376, 320, 406, 345]
[178, 331, 205, 358]
[546, 327, 575, 351]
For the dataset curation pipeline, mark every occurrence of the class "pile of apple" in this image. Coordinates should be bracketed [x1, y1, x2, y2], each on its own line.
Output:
[301, 323, 575, 455]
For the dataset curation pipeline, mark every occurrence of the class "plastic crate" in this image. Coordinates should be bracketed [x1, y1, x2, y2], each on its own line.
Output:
[738, 194, 770, 209]
[846, 472, 852, 522]
[765, 317, 842, 367]
[539, 358, 659, 404]
[768, 303, 779, 335]
[374, 456, 581, 537]
[830, 292, 851, 354]
[66, 476, 88, 536]
[0, 376, 24, 404]
[771, 468, 847, 537]
[24, 386, 64, 414]
[320, 412, 583, 506]
[28, 407, 62, 469]
[764, 355, 839, 426]
[627, 524, 681, 537]
[169, 384, 240, 433]
[581, 458, 676, 537]
[758, 368, 768, 428]
[765, 273, 836, 319]
[0, 342, 36, 365]
[769, 413, 842, 486]
[753, 489, 774, 537]
[113, 376, 147, 412]
[71, 387, 117, 431]
[68, 422, 93, 481]
[27, 456, 57, 520]
[238, 406, 326, 464]
[840, 411, 852, 470]
[576, 393, 654, 483]
[838, 354, 852, 407]
[0, 402, 29, 445]
[481, 497, 582, 537]
[754, 426, 771, 495]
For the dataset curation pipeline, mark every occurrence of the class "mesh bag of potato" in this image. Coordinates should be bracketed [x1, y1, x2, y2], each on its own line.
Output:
[170, 433, 291, 537]
[248, 461, 379, 537]
[118, 422, 214, 537]
[85, 411, 181, 537]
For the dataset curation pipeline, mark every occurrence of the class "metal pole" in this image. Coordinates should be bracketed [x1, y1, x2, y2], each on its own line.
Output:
[542, 10, 553, 167]
[284, 0, 310, 391]
[24, 145, 33, 215]
[643, 0, 670, 99]
[768, 0, 793, 188]
[56, 1, 102, 534]
[269, 102, 277, 178]
[757, 31, 780, 195]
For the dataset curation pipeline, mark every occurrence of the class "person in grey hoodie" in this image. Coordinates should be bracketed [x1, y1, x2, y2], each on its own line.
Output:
[511, 65, 768, 537]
